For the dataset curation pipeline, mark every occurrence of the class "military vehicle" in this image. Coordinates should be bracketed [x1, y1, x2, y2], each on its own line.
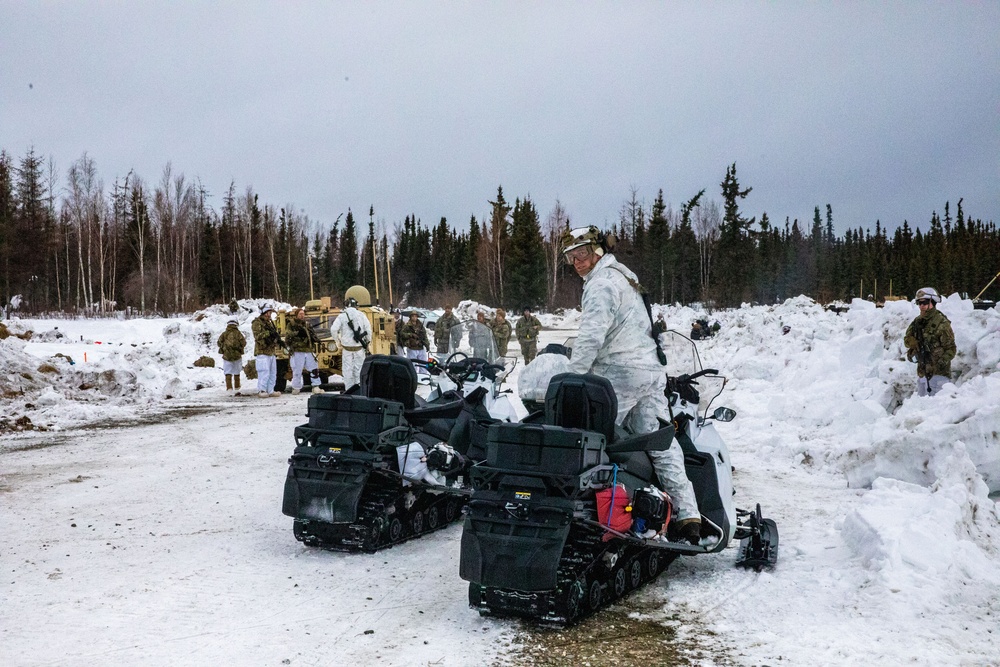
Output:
[274, 285, 396, 392]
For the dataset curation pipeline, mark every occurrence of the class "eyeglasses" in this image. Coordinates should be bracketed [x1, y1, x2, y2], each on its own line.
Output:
[916, 299, 932, 306]
[564, 246, 593, 264]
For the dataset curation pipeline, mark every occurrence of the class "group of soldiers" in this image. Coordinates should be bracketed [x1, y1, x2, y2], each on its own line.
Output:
[216, 296, 374, 397]
[396, 304, 543, 365]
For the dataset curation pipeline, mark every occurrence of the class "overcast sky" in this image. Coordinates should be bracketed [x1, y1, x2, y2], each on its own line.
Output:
[2, 2, 998, 237]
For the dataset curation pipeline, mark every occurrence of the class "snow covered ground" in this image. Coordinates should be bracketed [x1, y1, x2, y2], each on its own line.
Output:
[2, 296, 999, 666]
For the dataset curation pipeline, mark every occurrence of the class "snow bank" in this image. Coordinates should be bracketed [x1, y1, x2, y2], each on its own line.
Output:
[1, 299, 296, 433]
[666, 296, 999, 491]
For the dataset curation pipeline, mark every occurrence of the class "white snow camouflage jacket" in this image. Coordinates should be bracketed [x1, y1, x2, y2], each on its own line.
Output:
[330, 307, 372, 348]
[567, 253, 662, 377]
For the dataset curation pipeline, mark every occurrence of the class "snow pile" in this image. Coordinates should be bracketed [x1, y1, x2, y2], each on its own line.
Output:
[1, 299, 298, 432]
[670, 295, 999, 489]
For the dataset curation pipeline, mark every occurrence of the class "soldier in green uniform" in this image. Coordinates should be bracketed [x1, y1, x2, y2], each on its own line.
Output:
[287, 308, 321, 394]
[490, 308, 512, 356]
[217, 318, 247, 394]
[400, 311, 431, 383]
[515, 307, 542, 364]
[434, 305, 461, 355]
[251, 304, 284, 397]
[904, 287, 956, 397]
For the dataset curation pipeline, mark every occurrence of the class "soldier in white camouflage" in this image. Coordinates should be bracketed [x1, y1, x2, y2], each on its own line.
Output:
[562, 225, 701, 543]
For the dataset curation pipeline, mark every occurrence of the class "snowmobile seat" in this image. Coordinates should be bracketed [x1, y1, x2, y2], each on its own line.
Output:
[403, 390, 467, 442]
[360, 354, 418, 410]
[604, 424, 676, 485]
[540, 343, 572, 358]
[543, 373, 617, 444]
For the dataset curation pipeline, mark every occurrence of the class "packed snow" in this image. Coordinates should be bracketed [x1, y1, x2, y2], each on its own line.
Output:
[1, 295, 998, 666]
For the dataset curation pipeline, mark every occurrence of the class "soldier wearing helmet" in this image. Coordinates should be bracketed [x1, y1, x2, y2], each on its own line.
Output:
[330, 289, 373, 390]
[251, 304, 284, 397]
[561, 225, 701, 543]
[904, 287, 956, 396]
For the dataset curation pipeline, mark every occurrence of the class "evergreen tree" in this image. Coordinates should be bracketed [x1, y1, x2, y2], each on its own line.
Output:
[339, 208, 359, 290]
[647, 189, 671, 303]
[0, 151, 14, 305]
[714, 163, 754, 306]
[13, 148, 50, 310]
[505, 197, 547, 309]
[465, 215, 482, 301]
[673, 190, 704, 304]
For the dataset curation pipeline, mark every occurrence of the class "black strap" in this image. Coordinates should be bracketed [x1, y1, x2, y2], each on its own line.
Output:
[607, 264, 667, 366]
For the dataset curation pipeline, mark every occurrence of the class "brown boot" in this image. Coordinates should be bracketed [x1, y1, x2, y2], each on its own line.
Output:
[234, 375, 242, 395]
[675, 517, 702, 545]
[225, 374, 233, 391]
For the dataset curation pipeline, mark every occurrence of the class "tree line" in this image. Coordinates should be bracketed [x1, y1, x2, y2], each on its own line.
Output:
[1, 147, 997, 316]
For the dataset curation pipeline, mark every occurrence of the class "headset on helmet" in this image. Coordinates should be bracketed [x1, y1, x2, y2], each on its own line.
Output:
[914, 287, 941, 304]
[345, 297, 358, 308]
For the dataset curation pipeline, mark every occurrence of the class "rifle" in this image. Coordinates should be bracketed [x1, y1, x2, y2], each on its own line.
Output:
[917, 330, 932, 377]
[345, 311, 371, 355]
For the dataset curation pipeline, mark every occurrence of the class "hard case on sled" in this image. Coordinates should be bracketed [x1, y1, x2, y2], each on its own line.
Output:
[282, 395, 410, 524]
[486, 423, 605, 476]
[306, 394, 404, 433]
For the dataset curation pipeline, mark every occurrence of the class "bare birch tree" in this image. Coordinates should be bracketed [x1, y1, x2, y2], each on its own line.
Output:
[544, 200, 570, 309]
[695, 199, 721, 300]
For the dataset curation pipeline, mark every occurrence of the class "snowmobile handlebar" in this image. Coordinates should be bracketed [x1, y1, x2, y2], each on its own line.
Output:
[675, 368, 719, 385]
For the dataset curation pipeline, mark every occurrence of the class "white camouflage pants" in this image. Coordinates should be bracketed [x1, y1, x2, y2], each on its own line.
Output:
[290, 352, 319, 390]
[606, 366, 700, 522]
[407, 348, 429, 377]
[917, 375, 949, 397]
[341, 349, 366, 389]
[255, 354, 277, 394]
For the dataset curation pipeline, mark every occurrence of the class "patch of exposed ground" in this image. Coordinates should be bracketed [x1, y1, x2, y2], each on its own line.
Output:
[493, 595, 732, 667]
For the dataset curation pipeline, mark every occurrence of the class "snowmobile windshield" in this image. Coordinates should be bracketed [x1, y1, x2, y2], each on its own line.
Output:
[447, 320, 501, 364]
[660, 330, 703, 377]
[661, 329, 727, 421]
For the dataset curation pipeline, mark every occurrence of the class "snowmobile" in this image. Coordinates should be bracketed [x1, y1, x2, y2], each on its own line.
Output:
[281, 353, 501, 552]
[460, 330, 777, 625]
[424, 319, 521, 423]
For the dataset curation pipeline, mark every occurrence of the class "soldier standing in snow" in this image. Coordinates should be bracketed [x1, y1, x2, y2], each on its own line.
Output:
[399, 311, 431, 383]
[490, 308, 512, 356]
[330, 296, 373, 390]
[562, 225, 702, 544]
[904, 287, 956, 396]
[287, 308, 322, 394]
[434, 305, 461, 355]
[251, 305, 284, 397]
[515, 307, 542, 364]
[217, 318, 246, 395]
[470, 311, 492, 360]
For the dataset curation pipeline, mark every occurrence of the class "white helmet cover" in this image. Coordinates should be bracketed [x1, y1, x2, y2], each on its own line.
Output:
[914, 287, 941, 304]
